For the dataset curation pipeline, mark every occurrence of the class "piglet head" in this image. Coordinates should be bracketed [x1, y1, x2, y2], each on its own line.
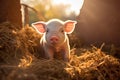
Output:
[32, 19, 77, 47]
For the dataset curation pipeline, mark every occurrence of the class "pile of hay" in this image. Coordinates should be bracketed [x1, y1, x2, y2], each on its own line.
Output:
[2, 48, 120, 80]
[0, 22, 23, 64]
[0, 22, 120, 80]
[0, 22, 41, 64]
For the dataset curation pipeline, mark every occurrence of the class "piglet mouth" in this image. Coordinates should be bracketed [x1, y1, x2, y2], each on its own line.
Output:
[50, 41, 58, 44]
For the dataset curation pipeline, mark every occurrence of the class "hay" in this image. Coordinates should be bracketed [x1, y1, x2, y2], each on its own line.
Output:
[0, 22, 42, 64]
[0, 22, 20, 64]
[0, 22, 120, 80]
[20, 47, 119, 80]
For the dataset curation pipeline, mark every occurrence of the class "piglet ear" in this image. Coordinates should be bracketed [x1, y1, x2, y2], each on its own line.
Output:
[64, 20, 77, 34]
[31, 21, 46, 34]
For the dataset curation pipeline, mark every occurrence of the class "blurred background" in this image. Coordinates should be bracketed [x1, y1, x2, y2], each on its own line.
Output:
[0, 0, 120, 47]
[77, 0, 120, 47]
[20, 0, 84, 23]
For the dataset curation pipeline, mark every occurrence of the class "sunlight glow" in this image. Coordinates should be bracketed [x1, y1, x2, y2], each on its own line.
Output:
[53, 0, 84, 15]
[18, 55, 33, 68]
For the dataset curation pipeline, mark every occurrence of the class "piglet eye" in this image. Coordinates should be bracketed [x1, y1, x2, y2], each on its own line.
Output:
[61, 29, 64, 33]
[46, 29, 49, 33]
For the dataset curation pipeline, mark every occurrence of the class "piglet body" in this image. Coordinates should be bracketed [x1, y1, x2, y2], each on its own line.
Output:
[32, 19, 77, 61]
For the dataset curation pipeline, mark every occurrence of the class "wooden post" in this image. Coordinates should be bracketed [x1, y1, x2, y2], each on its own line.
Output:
[0, 0, 22, 28]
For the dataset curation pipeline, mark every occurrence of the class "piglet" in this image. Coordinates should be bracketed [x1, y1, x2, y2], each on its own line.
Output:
[32, 19, 77, 61]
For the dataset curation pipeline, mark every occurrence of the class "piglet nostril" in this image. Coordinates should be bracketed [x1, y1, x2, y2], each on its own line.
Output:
[50, 36, 59, 42]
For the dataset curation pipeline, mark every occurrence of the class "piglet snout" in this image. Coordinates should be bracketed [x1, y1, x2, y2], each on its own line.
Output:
[50, 36, 59, 43]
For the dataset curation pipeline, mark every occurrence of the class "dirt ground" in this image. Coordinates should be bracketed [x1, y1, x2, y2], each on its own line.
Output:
[0, 22, 120, 80]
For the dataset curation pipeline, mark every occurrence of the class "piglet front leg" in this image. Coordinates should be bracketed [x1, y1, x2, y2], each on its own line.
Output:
[44, 45, 54, 60]
[61, 47, 70, 62]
